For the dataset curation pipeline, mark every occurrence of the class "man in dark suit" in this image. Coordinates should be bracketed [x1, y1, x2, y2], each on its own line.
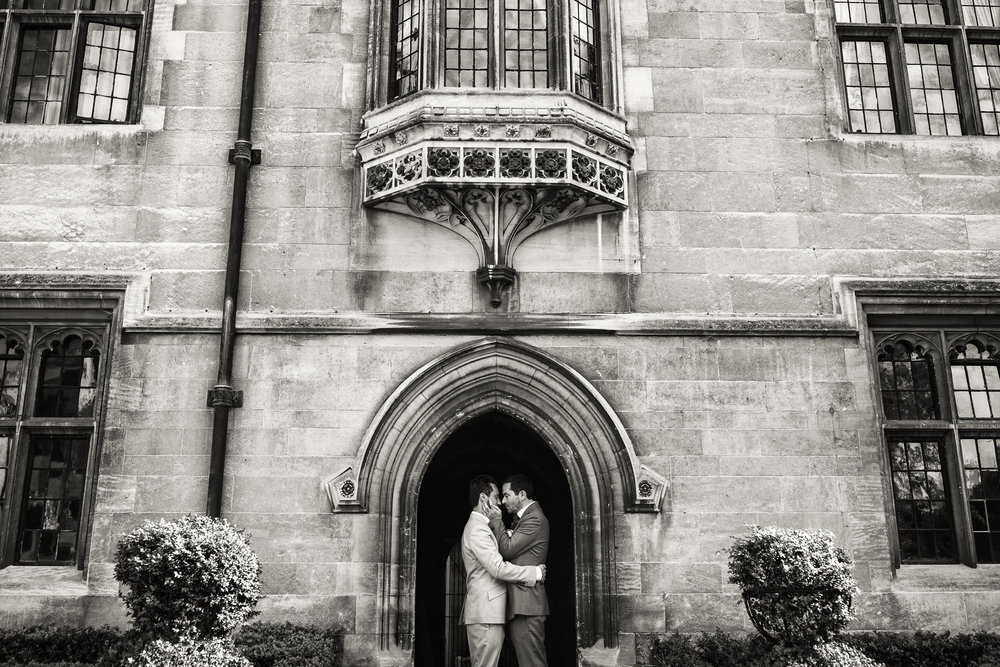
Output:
[490, 473, 549, 667]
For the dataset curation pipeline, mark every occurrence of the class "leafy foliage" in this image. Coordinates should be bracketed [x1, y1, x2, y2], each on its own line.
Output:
[0, 626, 128, 666]
[124, 637, 251, 667]
[728, 525, 858, 645]
[234, 623, 345, 666]
[0, 623, 344, 666]
[841, 631, 1000, 667]
[114, 514, 263, 641]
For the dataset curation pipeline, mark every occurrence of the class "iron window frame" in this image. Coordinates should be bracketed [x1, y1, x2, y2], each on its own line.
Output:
[834, 0, 1000, 135]
[0, 0, 153, 125]
[868, 318, 1000, 568]
[0, 296, 119, 570]
[384, 0, 610, 106]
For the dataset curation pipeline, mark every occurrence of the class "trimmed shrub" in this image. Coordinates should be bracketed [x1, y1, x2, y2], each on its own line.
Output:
[124, 638, 251, 667]
[783, 642, 884, 667]
[0, 626, 128, 665]
[234, 623, 345, 667]
[728, 525, 858, 646]
[842, 631, 1000, 667]
[114, 514, 263, 641]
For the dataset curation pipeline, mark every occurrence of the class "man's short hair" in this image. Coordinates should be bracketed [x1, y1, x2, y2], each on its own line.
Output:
[503, 473, 534, 500]
[468, 474, 498, 508]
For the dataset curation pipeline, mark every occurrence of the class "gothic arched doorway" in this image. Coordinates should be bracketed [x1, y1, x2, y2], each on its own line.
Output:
[414, 412, 575, 667]
[323, 338, 667, 664]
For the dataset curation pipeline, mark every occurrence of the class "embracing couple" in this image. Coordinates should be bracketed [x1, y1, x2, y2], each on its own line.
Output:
[459, 473, 549, 667]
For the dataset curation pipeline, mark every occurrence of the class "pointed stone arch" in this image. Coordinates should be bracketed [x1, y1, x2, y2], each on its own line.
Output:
[325, 337, 665, 663]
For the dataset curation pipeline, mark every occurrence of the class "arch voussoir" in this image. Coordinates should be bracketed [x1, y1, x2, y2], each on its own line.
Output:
[323, 337, 666, 661]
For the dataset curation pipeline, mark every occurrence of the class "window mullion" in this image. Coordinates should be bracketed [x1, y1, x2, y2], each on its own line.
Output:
[490, 0, 499, 89]
[953, 27, 984, 133]
[940, 327, 978, 565]
[890, 27, 916, 132]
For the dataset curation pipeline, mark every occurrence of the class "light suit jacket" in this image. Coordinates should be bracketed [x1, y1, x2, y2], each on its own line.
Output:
[460, 511, 539, 625]
[491, 501, 549, 619]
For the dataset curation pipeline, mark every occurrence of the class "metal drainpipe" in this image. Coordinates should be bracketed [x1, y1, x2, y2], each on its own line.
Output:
[206, 0, 263, 517]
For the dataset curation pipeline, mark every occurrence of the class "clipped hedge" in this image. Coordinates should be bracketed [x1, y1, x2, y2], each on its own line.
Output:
[642, 631, 1000, 667]
[0, 623, 344, 666]
[0, 626, 127, 666]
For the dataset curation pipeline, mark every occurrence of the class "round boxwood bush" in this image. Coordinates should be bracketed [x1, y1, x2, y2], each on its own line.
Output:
[728, 525, 858, 646]
[114, 514, 263, 641]
[124, 637, 251, 667]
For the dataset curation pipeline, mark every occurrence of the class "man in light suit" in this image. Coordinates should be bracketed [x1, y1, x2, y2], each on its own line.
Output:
[491, 473, 549, 667]
[460, 474, 546, 667]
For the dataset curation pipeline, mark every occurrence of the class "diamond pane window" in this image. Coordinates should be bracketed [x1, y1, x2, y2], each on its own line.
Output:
[843, 40, 897, 133]
[17, 436, 89, 564]
[34, 335, 100, 418]
[963, 0, 1000, 26]
[1, 334, 24, 419]
[971, 43, 1000, 134]
[899, 0, 948, 24]
[889, 440, 957, 562]
[877, 339, 938, 420]
[962, 438, 1000, 563]
[10, 28, 72, 125]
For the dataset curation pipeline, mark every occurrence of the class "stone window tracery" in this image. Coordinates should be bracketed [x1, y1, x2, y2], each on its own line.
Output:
[871, 326, 1000, 567]
[0, 315, 111, 569]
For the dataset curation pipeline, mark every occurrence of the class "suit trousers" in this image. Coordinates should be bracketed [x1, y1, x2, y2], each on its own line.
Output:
[509, 614, 547, 667]
[465, 623, 504, 667]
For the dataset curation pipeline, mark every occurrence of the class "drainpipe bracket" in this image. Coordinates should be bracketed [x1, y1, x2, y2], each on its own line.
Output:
[228, 147, 262, 165]
[207, 385, 244, 408]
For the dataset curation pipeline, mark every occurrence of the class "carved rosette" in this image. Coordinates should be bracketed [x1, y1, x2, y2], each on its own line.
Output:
[361, 139, 629, 306]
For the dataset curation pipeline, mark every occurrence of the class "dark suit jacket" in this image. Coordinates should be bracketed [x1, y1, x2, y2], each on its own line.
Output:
[490, 501, 549, 619]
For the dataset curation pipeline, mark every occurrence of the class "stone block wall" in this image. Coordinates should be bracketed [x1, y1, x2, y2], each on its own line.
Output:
[1, 0, 999, 662]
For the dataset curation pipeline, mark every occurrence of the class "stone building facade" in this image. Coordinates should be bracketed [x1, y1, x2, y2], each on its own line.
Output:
[0, 0, 999, 664]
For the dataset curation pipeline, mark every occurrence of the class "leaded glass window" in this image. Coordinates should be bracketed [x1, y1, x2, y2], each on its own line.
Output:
[1, 0, 151, 124]
[35, 334, 100, 418]
[836, 0, 1000, 135]
[872, 326, 1000, 567]
[950, 339, 1000, 418]
[877, 338, 938, 420]
[0, 333, 24, 419]
[17, 436, 89, 564]
[386, 0, 609, 104]
[0, 318, 108, 569]
[889, 440, 957, 562]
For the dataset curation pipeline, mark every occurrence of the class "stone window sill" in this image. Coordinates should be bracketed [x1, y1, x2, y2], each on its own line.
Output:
[0, 566, 90, 596]
[892, 563, 1000, 592]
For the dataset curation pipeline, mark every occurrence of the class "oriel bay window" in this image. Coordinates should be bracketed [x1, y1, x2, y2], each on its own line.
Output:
[387, 0, 606, 105]
[0, 0, 153, 124]
[835, 0, 1000, 135]
[0, 323, 108, 567]
[871, 327, 1000, 566]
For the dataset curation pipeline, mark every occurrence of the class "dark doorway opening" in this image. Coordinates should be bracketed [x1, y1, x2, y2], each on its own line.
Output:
[414, 411, 576, 667]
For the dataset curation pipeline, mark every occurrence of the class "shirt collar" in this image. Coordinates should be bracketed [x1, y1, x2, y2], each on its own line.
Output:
[517, 500, 535, 519]
[470, 511, 490, 524]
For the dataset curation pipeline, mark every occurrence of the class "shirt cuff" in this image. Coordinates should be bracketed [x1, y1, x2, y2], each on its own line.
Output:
[535, 566, 543, 580]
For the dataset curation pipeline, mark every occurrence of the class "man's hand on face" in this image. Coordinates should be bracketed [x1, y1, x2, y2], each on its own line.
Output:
[480, 494, 502, 521]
